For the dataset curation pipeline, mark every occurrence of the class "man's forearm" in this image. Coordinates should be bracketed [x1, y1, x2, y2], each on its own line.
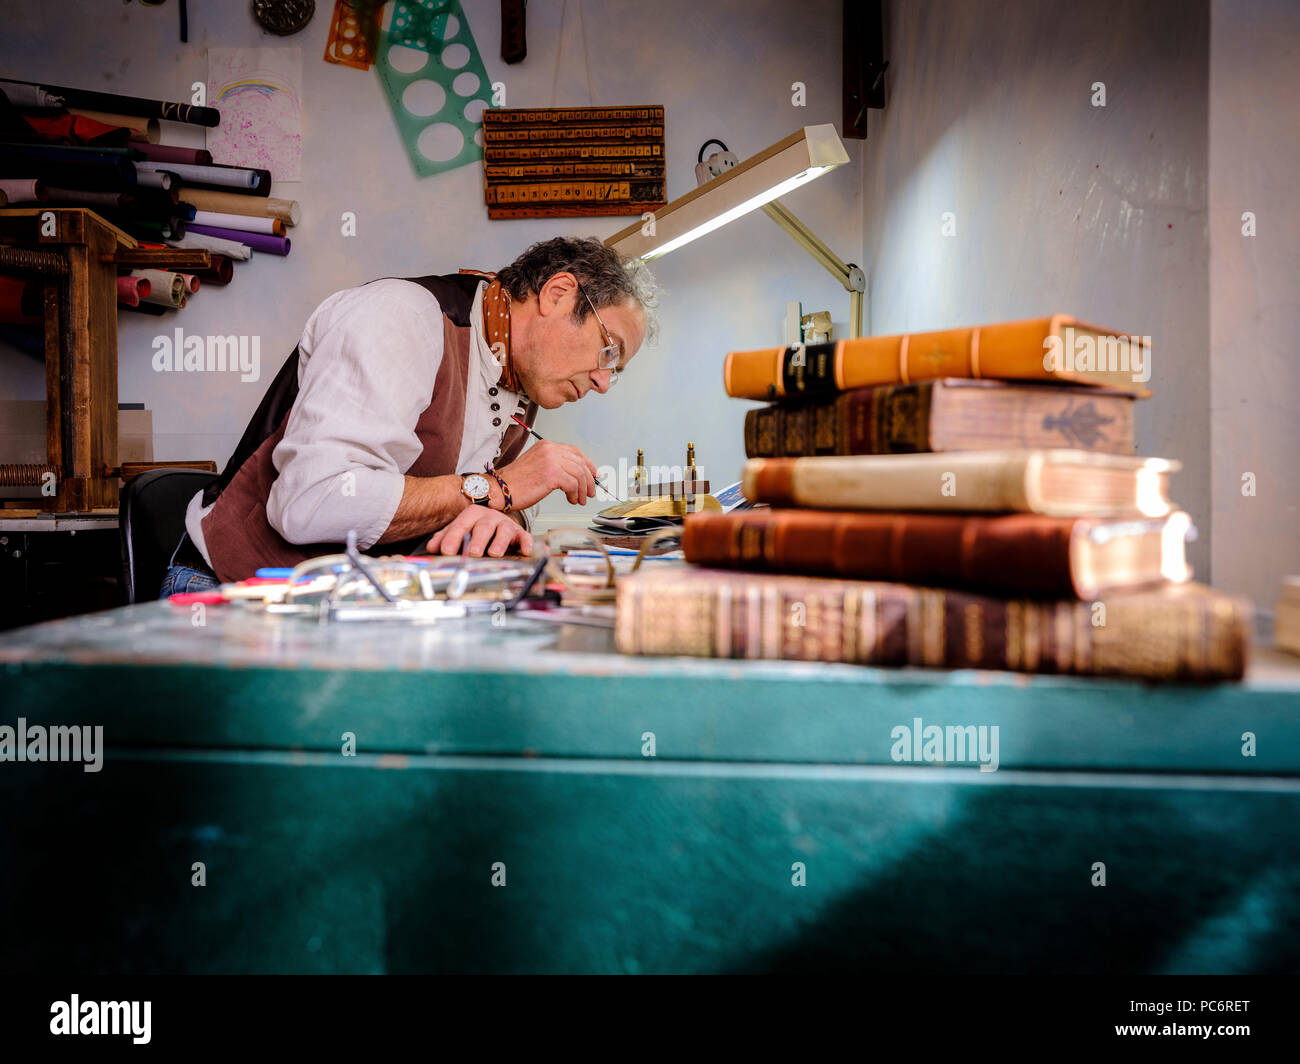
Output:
[378, 473, 519, 544]
[377, 474, 471, 544]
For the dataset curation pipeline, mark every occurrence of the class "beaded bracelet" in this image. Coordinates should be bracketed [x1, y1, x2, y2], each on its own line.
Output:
[483, 462, 513, 512]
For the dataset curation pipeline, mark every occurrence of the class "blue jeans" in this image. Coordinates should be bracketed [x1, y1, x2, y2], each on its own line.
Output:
[159, 535, 220, 598]
[159, 565, 219, 597]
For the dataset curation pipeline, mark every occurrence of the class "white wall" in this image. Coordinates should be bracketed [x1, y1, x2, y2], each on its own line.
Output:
[862, 0, 1212, 577]
[0, 0, 860, 528]
[1208, 0, 1300, 619]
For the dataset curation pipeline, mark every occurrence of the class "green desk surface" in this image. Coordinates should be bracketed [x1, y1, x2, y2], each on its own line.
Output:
[2, 601, 1300, 973]
[1, 600, 1298, 775]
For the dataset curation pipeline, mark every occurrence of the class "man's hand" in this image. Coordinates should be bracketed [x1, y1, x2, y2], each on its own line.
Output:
[496, 439, 599, 508]
[426, 504, 534, 557]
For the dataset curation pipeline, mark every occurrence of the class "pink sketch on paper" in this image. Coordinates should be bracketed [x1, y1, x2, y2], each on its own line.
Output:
[207, 47, 302, 182]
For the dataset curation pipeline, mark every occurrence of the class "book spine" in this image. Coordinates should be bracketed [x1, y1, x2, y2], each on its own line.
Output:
[878, 382, 933, 452]
[682, 510, 1080, 597]
[741, 453, 1036, 513]
[745, 381, 1136, 456]
[744, 382, 933, 457]
[723, 318, 1072, 400]
[615, 574, 1249, 681]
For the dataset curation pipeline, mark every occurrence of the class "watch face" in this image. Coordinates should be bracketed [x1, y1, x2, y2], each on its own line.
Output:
[463, 474, 491, 500]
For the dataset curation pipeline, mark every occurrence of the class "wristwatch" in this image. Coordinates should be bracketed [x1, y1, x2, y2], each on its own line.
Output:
[460, 472, 493, 507]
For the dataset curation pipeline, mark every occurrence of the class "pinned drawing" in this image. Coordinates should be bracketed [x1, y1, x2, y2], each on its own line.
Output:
[207, 47, 303, 182]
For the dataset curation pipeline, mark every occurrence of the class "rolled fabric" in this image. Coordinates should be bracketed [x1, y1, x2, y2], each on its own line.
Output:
[191, 209, 284, 236]
[132, 269, 186, 308]
[177, 273, 201, 294]
[116, 274, 151, 307]
[178, 187, 299, 226]
[132, 143, 213, 166]
[187, 224, 289, 256]
[0, 178, 46, 203]
[0, 277, 42, 325]
[165, 232, 252, 261]
[194, 254, 234, 286]
[135, 160, 264, 191]
[67, 108, 160, 143]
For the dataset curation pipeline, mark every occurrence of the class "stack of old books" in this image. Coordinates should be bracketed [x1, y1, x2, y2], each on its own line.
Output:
[615, 315, 1251, 682]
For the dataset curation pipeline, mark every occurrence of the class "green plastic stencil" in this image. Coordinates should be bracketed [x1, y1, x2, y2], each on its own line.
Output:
[376, 0, 494, 177]
[389, 0, 453, 50]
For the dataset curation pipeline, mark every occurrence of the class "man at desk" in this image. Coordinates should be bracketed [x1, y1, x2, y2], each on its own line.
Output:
[161, 236, 656, 592]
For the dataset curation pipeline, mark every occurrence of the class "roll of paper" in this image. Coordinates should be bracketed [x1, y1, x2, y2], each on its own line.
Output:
[0, 277, 42, 325]
[133, 269, 187, 308]
[122, 301, 168, 317]
[133, 143, 213, 166]
[0, 78, 220, 127]
[136, 160, 262, 191]
[0, 146, 136, 190]
[187, 224, 290, 256]
[68, 108, 160, 143]
[191, 210, 284, 236]
[136, 170, 174, 190]
[194, 254, 234, 286]
[177, 273, 201, 294]
[116, 274, 151, 307]
[0, 82, 64, 109]
[166, 232, 252, 261]
[130, 217, 186, 240]
[0, 178, 46, 203]
[179, 188, 299, 226]
[45, 187, 125, 209]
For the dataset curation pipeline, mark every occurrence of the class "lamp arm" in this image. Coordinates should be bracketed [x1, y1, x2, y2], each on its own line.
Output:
[761, 199, 866, 337]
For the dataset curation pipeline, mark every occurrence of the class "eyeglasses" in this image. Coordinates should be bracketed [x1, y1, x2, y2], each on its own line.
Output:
[575, 279, 621, 386]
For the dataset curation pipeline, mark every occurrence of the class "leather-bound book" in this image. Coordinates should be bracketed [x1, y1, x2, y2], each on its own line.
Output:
[614, 568, 1250, 683]
[723, 315, 1152, 400]
[743, 378, 1136, 457]
[681, 510, 1192, 600]
[743, 450, 1179, 518]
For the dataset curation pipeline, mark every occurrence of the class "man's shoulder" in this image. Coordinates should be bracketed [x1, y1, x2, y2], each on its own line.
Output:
[304, 278, 445, 335]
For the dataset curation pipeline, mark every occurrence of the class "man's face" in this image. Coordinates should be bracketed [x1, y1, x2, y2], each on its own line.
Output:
[522, 272, 646, 409]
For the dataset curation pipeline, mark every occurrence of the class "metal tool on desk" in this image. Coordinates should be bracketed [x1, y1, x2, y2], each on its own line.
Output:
[595, 443, 722, 522]
[252, 530, 550, 624]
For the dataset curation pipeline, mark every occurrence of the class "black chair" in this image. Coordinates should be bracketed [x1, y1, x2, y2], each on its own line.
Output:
[119, 468, 218, 603]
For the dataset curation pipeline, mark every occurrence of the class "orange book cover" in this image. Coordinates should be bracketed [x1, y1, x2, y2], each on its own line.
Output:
[723, 315, 1153, 400]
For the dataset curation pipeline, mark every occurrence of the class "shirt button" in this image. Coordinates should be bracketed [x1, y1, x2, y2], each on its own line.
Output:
[488, 387, 498, 396]
[490, 402, 500, 411]
[492, 417, 501, 427]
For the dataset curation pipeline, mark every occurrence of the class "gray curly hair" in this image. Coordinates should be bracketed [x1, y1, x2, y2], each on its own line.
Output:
[497, 236, 661, 345]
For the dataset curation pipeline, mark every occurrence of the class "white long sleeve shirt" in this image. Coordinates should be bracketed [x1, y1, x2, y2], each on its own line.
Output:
[185, 278, 534, 566]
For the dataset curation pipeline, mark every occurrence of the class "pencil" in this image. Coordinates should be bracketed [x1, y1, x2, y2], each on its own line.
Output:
[511, 414, 620, 500]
